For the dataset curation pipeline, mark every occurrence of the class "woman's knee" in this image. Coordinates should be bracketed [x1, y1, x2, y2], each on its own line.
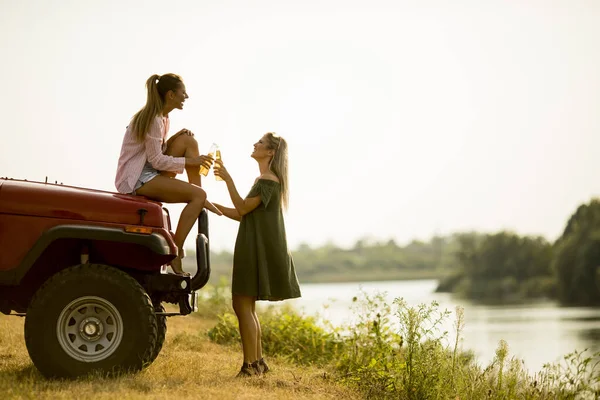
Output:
[232, 299, 241, 316]
[176, 134, 198, 150]
[190, 186, 207, 203]
[232, 296, 252, 315]
[166, 134, 199, 157]
[232, 298, 246, 316]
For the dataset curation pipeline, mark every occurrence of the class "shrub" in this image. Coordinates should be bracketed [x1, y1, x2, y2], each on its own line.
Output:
[207, 304, 345, 366]
[336, 294, 600, 399]
[194, 277, 233, 319]
[206, 288, 600, 399]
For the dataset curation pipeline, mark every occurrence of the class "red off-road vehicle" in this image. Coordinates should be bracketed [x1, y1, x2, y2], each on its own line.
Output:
[0, 177, 211, 378]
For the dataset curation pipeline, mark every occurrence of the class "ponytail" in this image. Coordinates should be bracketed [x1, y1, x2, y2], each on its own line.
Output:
[130, 73, 183, 142]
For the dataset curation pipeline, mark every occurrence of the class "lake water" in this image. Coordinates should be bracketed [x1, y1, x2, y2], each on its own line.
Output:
[270, 279, 600, 373]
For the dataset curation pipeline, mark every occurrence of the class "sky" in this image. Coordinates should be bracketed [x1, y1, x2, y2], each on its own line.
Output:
[1, 0, 599, 252]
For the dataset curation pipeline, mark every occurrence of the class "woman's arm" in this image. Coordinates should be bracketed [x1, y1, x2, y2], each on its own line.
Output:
[214, 160, 262, 216]
[145, 120, 212, 171]
[144, 118, 186, 172]
[225, 181, 261, 217]
[214, 203, 241, 222]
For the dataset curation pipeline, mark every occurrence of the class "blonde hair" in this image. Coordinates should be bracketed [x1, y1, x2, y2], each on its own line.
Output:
[131, 73, 183, 142]
[265, 132, 289, 211]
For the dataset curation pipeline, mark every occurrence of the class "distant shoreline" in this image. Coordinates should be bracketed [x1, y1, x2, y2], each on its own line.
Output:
[207, 269, 443, 286]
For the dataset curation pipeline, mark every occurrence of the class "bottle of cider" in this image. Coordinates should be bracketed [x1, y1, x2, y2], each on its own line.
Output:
[215, 147, 223, 181]
[200, 143, 217, 176]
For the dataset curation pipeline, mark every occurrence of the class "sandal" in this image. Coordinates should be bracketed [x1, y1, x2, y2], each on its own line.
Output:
[258, 357, 270, 374]
[236, 362, 255, 378]
[170, 256, 190, 277]
[251, 360, 263, 375]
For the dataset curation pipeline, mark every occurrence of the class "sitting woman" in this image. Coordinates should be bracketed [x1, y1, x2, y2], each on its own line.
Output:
[115, 73, 221, 276]
[213, 132, 302, 377]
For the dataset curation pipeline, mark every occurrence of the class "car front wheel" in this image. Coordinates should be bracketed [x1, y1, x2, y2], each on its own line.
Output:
[25, 264, 158, 378]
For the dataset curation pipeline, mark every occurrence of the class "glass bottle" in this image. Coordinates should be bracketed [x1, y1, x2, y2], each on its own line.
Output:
[215, 147, 223, 181]
[200, 143, 217, 176]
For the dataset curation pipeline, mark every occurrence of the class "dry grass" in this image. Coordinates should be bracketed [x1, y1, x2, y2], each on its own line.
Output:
[0, 311, 359, 400]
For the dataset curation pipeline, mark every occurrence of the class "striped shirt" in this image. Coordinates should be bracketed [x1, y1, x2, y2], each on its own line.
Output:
[115, 115, 186, 194]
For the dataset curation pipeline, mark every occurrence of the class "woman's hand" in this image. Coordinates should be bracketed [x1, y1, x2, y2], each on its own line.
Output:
[214, 159, 232, 182]
[175, 128, 194, 137]
[188, 155, 214, 169]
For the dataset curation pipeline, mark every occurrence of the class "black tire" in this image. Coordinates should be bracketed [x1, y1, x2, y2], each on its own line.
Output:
[147, 303, 167, 364]
[24, 264, 158, 379]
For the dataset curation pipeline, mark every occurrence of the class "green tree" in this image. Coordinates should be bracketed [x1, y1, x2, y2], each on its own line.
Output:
[552, 199, 600, 306]
[439, 231, 553, 302]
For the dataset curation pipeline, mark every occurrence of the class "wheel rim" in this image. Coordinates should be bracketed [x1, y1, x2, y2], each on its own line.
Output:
[56, 296, 124, 363]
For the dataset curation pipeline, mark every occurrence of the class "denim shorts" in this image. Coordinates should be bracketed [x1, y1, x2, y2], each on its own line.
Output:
[133, 162, 160, 194]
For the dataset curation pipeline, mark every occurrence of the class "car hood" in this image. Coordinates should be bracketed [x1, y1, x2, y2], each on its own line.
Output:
[0, 178, 165, 227]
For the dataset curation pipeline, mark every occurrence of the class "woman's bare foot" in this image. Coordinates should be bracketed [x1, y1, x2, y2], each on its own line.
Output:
[204, 199, 223, 216]
[170, 256, 190, 277]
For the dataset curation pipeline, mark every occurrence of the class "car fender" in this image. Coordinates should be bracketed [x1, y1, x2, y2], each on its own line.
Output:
[0, 224, 172, 286]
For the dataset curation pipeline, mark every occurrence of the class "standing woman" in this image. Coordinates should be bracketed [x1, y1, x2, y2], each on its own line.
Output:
[115, 73, 221, 276]
[214, 132, 302, 377]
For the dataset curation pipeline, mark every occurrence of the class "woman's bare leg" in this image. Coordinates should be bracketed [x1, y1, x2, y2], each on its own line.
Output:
[135, 175, 221, 274]
[233, 295, 258, 363]
[251, 302, 263, 361]
[163, 134, 201, 186]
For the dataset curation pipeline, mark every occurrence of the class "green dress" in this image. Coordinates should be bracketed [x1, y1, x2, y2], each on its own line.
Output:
[232, 179, 301, 301]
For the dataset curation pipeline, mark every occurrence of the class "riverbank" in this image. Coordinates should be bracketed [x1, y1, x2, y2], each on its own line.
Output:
[202, 283, 600, 399]
[2, 285, 598, 399]
[279, 279, 600, 374]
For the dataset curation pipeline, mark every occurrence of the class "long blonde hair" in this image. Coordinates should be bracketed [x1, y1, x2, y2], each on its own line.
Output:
[265, 132, 289, 211]
[131, 73, 183, 142]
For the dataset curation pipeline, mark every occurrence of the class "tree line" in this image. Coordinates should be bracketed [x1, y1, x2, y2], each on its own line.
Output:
[437, 199, 600, 306]
[204, 235, 459, 286]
